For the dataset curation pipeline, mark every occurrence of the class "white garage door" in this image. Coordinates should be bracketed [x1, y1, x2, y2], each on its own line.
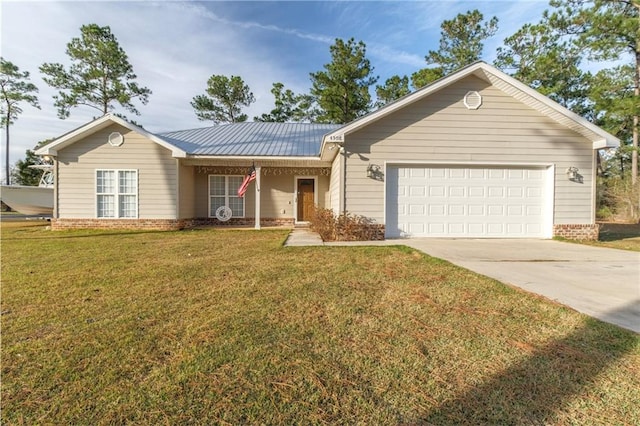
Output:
[386, 165, 551, 238]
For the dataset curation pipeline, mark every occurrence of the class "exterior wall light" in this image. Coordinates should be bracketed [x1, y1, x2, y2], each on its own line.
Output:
[566, 166, 582, 183]
[367, 164, 383, 180]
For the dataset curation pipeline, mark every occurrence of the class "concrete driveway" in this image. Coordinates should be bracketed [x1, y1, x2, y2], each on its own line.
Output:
[399, 239, 640, 333]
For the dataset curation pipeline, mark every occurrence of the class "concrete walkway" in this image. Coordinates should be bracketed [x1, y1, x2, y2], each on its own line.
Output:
[285, 228, 639, 333]
[284, 227, 325, 246]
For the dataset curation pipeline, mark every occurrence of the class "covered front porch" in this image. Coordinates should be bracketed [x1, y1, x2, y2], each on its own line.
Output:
[177, 159, 332, 229]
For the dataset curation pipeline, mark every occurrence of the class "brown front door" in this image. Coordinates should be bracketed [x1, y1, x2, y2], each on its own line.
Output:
[297, 179, 315, 221]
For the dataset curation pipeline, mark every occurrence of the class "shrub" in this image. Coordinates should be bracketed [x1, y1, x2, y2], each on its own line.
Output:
[310, 206, 383, 241]
[598, 177, 640, 223]
[309, 206, 336, 241]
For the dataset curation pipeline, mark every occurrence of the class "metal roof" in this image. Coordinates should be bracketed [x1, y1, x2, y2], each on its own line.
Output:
[159, 122, 340, 157]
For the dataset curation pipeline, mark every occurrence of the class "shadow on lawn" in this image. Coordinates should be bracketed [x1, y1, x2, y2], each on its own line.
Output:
[598, 222, 640, 241]
[421, 306, 639, 425]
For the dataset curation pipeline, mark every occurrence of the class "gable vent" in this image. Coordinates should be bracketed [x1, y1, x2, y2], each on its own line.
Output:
[463, 91, 482, 110]
[108, 132, 124, 147]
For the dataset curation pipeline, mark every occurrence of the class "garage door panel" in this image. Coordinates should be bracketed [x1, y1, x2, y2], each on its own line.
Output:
[429, 168, 444, 178]
[409, 204, 425, 215]
[508, 205, 523, 216]
[488, 205, 504, 216]
[508, 187, 523, 197]
[387, 165, 550, 238]
[428, 204, 444, 215]
[450, 168, 465, 178]
[468, 223, 485, 234]
[449, 186, 465, 196]
[449, 205, 464, 215]
[507, 223, 523, 233]
[469, 169, 485, 179]
[469, 187, 485, 197]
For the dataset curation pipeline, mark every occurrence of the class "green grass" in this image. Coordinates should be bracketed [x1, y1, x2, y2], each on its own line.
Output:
[2, 221, 639, 425]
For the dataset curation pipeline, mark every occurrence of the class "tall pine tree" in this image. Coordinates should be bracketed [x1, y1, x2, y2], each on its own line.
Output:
[192, 75, 255, 124]
[412, 10, 498, 89]
[0, 58, 39, 185]
[40, 24, 151, 119]
[546, 0, 640, 184]
[310, 38, 378, 124]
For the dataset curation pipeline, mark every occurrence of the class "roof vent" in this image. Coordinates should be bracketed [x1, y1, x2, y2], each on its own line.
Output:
[463, 91, 482, 110]
[108, 132, 124, 147]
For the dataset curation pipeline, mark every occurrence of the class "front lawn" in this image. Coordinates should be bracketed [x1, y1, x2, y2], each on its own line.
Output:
[2, 222, 638, 424]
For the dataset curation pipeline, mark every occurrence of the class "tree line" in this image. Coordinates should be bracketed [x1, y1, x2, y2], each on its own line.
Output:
[2, 1, 639, 208]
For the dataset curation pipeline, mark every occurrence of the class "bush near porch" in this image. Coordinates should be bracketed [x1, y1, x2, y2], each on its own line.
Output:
[310, 206, 384, 241]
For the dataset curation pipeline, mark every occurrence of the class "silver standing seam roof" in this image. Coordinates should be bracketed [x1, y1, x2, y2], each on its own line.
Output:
[159, 122, 340, 157]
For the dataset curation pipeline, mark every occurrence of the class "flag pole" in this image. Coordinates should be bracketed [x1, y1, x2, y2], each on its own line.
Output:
[254, 162, 261, 230]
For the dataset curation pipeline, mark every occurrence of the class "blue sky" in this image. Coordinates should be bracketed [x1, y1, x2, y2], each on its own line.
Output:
[1, 0, 548, 174]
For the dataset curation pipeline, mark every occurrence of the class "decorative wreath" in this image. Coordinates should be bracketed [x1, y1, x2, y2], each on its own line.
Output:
[215, 206, 232, 222]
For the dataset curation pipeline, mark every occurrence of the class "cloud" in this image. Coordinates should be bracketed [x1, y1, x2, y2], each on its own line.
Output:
[0, 0, 583, 177]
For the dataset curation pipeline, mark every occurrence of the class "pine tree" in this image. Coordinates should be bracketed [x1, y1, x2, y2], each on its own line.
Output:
[0, 58, 39, 185]
[40, 24, 151, 119]
[192, 75, 255, 124]
[310, 38, 378, 124]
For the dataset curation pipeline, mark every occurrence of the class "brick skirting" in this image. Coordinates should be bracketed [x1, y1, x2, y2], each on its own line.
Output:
[51, 217, 295, 231]
[187, 217, 295, 227]
[553, 224, 600, 241]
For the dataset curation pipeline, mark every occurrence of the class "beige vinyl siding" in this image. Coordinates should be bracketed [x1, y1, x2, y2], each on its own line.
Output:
[261, 174, 293, 219]
[177, 162, 195, 219]
[329, 153, 342, 215]
[56, 124, 177, 219]
[316, 175, 330, 209]
[344, 75, 595, 225]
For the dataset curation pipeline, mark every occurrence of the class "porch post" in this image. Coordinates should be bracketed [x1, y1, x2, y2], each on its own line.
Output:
[254, 165, 261, 229]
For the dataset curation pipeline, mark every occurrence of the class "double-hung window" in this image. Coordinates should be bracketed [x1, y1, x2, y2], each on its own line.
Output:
[96, 170, 138, 218]
[209, 175, 244, 218]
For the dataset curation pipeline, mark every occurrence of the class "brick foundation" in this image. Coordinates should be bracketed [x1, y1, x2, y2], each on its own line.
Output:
[187, 217, 295, 227]
[51, 217, 295, 231]
[553, 224, 600, 241]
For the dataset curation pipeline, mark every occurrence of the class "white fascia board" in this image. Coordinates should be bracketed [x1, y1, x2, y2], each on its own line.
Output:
[35, 113, 187, 158]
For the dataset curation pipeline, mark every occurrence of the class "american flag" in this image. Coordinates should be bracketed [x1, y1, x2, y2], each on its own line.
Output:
[237, 165, 256, 197]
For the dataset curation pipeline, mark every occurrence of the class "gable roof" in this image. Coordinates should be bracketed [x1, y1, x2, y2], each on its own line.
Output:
[160, 122, 339, 157]
[35, 114, 188, 158]
[321, 61, 620, 152]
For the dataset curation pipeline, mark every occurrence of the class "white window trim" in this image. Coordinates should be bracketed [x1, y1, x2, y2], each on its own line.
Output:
[208, 175, 246, 218]
[95, 169, 139, 219]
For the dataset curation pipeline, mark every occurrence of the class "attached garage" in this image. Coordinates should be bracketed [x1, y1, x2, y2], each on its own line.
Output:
[321, 62, 619, 241]
[386, 164, 554, 238]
